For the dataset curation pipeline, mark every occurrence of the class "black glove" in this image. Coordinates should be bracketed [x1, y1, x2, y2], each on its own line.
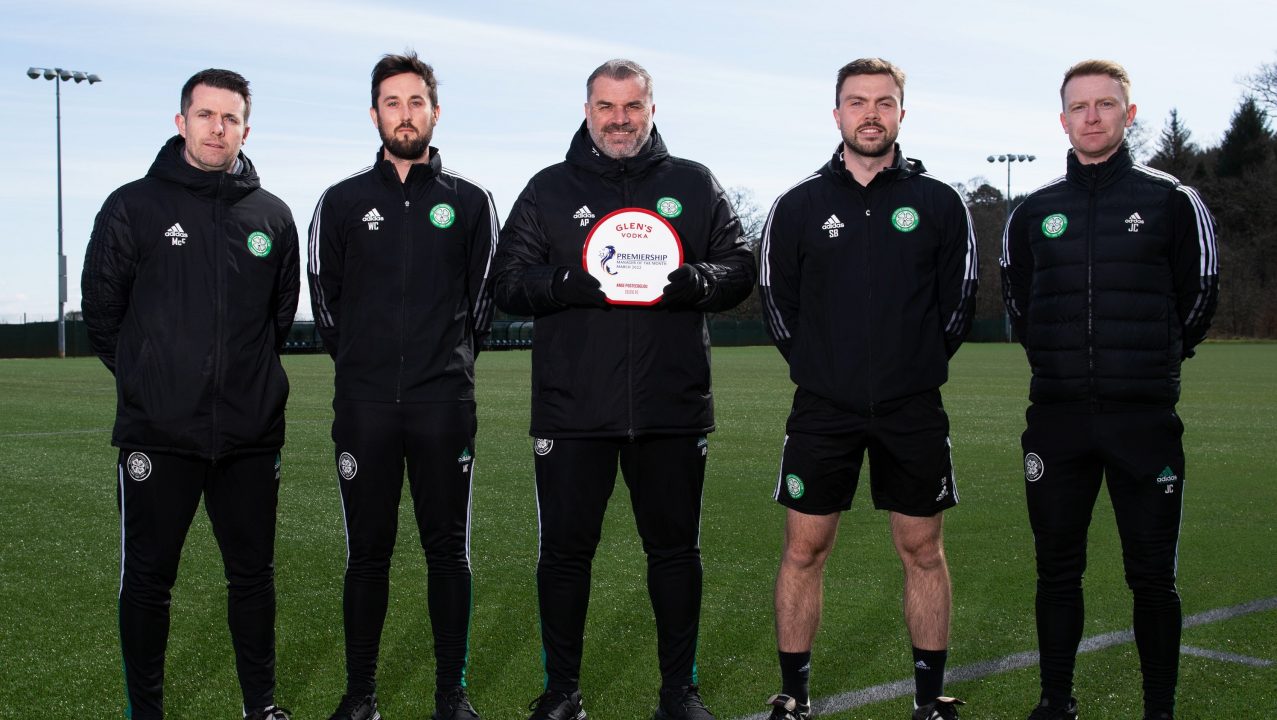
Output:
[659, 263, 708, 310]
[551, 266, 608, 308]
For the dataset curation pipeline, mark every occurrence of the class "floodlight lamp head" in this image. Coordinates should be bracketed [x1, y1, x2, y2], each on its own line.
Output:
[986, 155, 995, 163]
[58, 69, 72, 81]
[43, 68, 56, 80]
[27, 67, 40, 79]
[87, 74, 102, 84]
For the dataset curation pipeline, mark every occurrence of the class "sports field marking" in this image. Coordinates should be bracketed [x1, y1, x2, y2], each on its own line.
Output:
[733, 596, 1277, 720]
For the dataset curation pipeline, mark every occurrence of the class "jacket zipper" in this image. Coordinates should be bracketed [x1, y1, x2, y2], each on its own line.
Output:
[211, 174, 225, 462]
[398, 194, 410, 403]
[622, 163, 635, 440]
[863, 191, 876, 417]
[1086, 175, 1098, 406]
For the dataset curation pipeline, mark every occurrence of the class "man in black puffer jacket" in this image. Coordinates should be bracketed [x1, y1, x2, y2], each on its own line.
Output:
[82, 69, 297, 720]
[1001, 59, 1218, 720]
[492, 58, 754, 720]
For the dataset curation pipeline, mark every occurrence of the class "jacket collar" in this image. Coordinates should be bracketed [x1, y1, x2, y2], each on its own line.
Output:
[821, 143, 924, 188]
[565, 121, 669, 179]
[1066, 141, 1133, 189]
[146, 135, 260, 202]
[374, 145, 442, 188]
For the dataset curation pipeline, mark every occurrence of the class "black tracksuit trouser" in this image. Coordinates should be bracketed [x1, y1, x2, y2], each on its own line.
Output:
[1021, 404, 1186, 716]
[116, 449, 280, 719]
[332, 399, 475, 696]
[533, 434, 708, 692]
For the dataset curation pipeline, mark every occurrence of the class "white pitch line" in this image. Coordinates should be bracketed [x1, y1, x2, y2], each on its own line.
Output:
[732, 596, 1277, 720]
[0, 428, 109, 438]
[1179, 645, 1272, 668]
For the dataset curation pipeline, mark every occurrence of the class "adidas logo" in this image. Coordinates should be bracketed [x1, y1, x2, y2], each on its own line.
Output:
[915, 660, 930, 670]
[1125, 212, 1145, 233]
[573, 206, 595, 219]
[363, 208, 384, 230]
[164, 223, 188, 246]
[821, 214, 844, 230]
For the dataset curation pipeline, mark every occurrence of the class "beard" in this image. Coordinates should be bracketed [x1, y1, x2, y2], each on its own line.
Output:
[590, 122, 651, 159]
[841, 122, 897, 158]
[380, 120, 432, 161]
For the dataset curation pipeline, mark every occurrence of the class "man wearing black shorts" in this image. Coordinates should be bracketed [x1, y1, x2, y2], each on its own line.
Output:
[759, 58, 978, 720]
[308, 52, 498, 720]
[82, 68, 297, 719]
[1001, 59, 1218, 720]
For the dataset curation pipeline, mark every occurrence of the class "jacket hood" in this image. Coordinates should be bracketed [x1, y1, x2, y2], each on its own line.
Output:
[565, 120, 670, 179]
[147, 135, 261, 202]
[820, 143, 925, 187]
[1066, 141, 1133, 189]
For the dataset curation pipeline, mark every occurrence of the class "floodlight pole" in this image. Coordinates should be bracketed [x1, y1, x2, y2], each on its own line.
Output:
[987, 153, 1036, 342]
[27, 66, 102, 357]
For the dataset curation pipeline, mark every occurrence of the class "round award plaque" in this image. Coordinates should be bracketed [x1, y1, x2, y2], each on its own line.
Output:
[582, 208, 684, 305]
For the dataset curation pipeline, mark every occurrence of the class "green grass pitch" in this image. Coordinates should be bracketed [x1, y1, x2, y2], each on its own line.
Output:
[0, 343, 1273, 719]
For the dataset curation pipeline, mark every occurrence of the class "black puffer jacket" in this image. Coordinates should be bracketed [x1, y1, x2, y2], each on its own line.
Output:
[82, 136, 299, 460]
[1000, 144, 1219, 407]
[492, 123, 755, 438]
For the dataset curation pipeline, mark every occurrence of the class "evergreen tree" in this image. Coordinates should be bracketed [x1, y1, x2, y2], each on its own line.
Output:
[1149, 108, 1198, 177]
[1216, 97, 1274, 178]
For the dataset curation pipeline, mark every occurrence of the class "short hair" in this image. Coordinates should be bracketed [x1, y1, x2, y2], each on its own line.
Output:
[1060, 59, 1131, 107]
[586, 59, 654, 101]
[835, 58, 906, 107]
[371, 51, 438, 109]
[181, 69, 251, 120]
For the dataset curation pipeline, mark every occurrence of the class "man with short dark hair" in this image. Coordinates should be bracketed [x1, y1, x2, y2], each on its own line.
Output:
[1001, 59, 1218, 720]
[759, 57, 977, 720]
[82, 67, 298, 720]
[309, 51, 497, 720]
[492, 58, 755, 720]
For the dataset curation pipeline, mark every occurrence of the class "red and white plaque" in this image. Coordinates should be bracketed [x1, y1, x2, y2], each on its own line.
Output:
[582, 208, 683, 306]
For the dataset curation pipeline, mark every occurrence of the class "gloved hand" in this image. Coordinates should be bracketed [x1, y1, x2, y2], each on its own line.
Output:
[659, 263, 708, 310]
[551, 266, 609, 308]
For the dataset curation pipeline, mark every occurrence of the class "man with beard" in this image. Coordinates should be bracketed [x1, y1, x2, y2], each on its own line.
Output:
[758, 58, 978, 720]
[82, 67, 297, 720]
[308, 51, 498, 720]
[492, 59, 755, 720]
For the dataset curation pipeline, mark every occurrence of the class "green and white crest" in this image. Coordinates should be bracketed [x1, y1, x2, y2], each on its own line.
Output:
[785, 473, 805, 499]
[430, 203, 456, 229]
[656, 196, 683, 219]
[1042, 213, 1068, 238]
[246, 231, 272, 258]
[891, 206, 920, 233]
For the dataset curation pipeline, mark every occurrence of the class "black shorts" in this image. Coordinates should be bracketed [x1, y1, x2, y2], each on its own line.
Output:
[775, 388, 957, 516]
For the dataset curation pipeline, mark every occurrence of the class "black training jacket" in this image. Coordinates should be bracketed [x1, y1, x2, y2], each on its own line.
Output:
[760, 145, 978, 417]
[82, 135, 299, 460]
[308, 148, 497, 403]
[492, 123, 755, 438]
[1000, 143, 1219, 407]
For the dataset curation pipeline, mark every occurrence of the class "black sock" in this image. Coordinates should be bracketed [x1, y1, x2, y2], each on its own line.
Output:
[912, 647, 948, 706]
[779, 650, 811, 704]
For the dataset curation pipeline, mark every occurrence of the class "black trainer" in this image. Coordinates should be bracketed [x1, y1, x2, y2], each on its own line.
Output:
[245, 706, 291, 720]
[766, 693, 810, 720]
[654, 685, 715, 720]
[1026, 696, 1078, 720]
[434, 686, 481, 720]
[913, 696, 964, 720]
[527, 690, 587, 720]
[329, 693, 382, 720]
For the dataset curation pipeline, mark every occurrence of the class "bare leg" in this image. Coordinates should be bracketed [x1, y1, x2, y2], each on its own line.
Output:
[775, 509, 841, 651]
[890, 511, 950, 650]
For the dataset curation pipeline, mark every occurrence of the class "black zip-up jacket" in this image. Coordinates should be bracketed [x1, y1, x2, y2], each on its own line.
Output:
[1000, 143, 1219, 407]
[760, 145, 978, 418]
[492, 123, 754, 438]
[82, 135, 299, 460]
[308, 148, 497, 403]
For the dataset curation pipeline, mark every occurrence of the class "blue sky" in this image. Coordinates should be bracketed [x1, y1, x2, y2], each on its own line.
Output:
[2, 0, 1273, 321]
